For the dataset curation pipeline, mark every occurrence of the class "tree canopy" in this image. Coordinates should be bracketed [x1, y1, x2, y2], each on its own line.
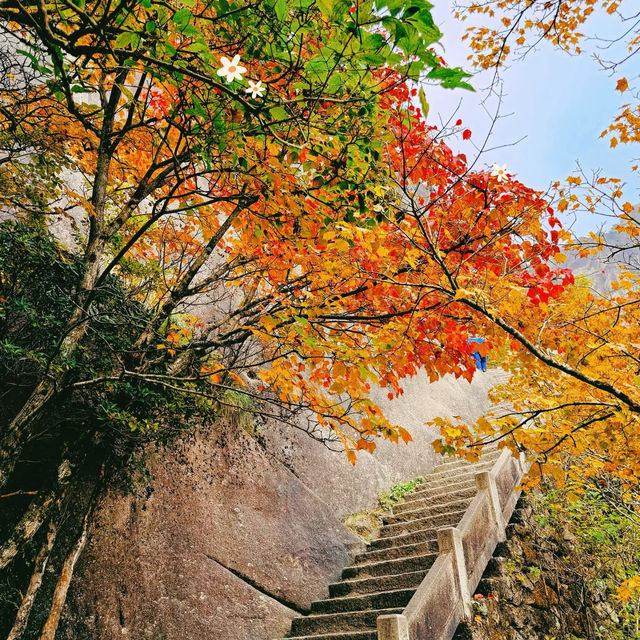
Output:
[1, 0, 640, 633]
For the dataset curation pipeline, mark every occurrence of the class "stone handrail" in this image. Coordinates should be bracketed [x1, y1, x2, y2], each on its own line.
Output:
[376, 449, 526, 640]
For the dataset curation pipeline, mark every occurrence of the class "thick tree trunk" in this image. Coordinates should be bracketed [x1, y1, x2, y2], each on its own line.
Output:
[36, 519, 89, 640]
[6, 521, 58, 640]
[0, 68, 118, 492]
[36, 466, 104, 640]
[0, 246, 104, 492]
[0, 457, 73, 570]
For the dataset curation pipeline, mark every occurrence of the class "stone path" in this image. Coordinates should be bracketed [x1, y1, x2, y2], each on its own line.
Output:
[276, 448, 504, 640]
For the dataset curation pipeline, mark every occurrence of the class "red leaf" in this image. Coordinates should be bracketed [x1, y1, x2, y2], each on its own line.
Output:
[462, 129, 472, 140]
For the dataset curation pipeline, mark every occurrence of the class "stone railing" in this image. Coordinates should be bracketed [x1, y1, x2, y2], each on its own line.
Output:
[376, 449, 526, 640]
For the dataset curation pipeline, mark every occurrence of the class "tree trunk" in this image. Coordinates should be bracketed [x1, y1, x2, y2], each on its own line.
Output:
[36, 466, 104, 640]
[6, 521, 58, 640]
[0, 254, 103, 492]
[0, 377, 57, 490]
[0, 457, 73, 570]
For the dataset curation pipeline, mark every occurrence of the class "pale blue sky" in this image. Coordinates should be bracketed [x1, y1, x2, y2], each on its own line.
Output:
[426, 5, 640, 234]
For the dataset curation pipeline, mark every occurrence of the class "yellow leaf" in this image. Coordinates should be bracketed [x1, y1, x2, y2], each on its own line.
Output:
[617, 575, 640, 602]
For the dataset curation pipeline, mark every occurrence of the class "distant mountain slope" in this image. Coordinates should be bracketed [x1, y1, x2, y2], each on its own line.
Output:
[562, 229, 640, 292]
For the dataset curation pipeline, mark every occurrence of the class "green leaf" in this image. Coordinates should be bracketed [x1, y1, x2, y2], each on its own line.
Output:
[163, 42, 177, 57]
[16, 49, 39, 67]
[114, 31, 136, 49]
[189, 95, 207, 118]
[326, 73, 342, 93]
[316, 0, 334, 16]
[274, 0, 288, 21]
[185, 41, 208, 53]
[362, 52, 386, 65]
[412, 7, 435, 29]
[269, 106, 288, 121]
[426, 65, 474, 90]
[305, 54, 331, 74]
[362, 32, 385, 50]
[172, 8, 192, 28]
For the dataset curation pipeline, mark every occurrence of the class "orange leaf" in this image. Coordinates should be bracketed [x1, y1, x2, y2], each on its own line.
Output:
[615, 77, 628, 92]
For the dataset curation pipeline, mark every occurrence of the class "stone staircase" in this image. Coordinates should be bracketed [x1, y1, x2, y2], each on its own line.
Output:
[277, 448, 504, 640]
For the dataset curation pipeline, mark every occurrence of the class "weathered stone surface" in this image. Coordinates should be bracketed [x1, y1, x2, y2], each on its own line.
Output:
[61, 542, 295, 640]
[60, 419, 362, 639]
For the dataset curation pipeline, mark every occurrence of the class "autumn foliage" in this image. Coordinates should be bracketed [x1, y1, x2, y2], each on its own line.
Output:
[1, 0, 640, 631]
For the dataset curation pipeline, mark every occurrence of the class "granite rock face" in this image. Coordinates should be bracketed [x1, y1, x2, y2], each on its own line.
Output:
[60, 370, 506, 640]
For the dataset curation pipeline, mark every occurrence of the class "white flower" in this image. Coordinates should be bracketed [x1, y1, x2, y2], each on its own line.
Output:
[217, 54, 247, 83]
[245, 79, 266, 99]
[491, 163, 509, 183]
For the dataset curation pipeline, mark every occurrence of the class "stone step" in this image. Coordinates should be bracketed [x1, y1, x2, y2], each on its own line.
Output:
[415, 460, 495, 486]
[342, 551, 437, 580]
[282, 631, 377, 640]
[368, 527, 438, 551]
[392, 485, 477, 514]
[354, 539, 438, 565]
[311, 587, 415, 614]
[384, 496, 473, 525]
[429, 448, 502, 474]
[379, 509, 467, 539]
[290, 607, 403, 636]
[398, 477, 477, 507]
[277, 442, 520, 640]
[329, 569, 428, 598]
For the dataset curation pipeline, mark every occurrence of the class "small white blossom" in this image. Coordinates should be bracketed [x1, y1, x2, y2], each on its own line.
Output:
[217, 54, 247, 83]
[491, 163, 509, 183]
[245, 79, 266, 99]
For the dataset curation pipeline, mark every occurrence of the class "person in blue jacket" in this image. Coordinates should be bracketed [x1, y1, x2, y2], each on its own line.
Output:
[467, 336, 487, 372]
